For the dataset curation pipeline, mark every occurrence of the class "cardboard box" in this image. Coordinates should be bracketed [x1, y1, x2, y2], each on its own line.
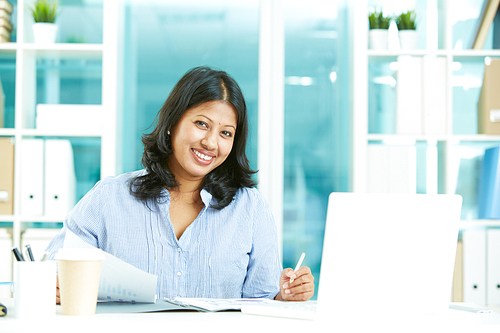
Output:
[0, 137, 14, 214]
[478, 59, 500, 135]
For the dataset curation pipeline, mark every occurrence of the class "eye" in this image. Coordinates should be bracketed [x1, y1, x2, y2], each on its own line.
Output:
[221, 130, 233, 138]
[195, 120, 208, 128]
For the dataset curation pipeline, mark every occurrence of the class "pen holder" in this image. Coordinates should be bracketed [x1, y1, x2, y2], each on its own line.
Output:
[14, 261, 56, 319]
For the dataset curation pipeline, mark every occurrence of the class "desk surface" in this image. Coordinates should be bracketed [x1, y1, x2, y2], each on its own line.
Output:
[2, 298, 500, 333]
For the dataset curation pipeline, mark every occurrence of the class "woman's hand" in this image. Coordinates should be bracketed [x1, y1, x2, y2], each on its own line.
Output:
[56, 275, 61, 304]
[275, 266, 314, 301]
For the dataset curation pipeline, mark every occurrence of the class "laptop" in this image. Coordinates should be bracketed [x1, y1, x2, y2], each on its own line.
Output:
[241, 192, 462, 320]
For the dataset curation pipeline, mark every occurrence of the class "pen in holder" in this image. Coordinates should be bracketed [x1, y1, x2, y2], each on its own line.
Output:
[14, 261, 56, 319]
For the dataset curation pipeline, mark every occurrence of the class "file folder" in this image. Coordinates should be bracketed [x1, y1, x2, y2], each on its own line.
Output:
[478, 59, 500, 135]
[0, 137, 14, 214]
[422, 56, 446, 135]
[478, 146, 500, 219]
[44, 139, 76, 218]
[462, 230, 486, 305]
[20, 139, 44, 216]
[487, 229, 500, 305]
[396, 56, 422, 134]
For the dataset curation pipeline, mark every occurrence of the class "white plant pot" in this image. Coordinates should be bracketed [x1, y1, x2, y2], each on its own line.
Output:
[32, 23, 58, 44]
[398, 30, 418, 50]
[369, 29, 389, 50]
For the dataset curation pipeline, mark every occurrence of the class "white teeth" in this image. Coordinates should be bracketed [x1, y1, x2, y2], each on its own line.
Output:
[193, 150, 213, 161]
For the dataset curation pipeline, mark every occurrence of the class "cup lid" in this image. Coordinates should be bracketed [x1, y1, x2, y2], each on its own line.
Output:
[55, 248, 105, 261]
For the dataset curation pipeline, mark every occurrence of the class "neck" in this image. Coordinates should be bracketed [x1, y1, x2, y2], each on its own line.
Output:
[169, 180, 203, 206]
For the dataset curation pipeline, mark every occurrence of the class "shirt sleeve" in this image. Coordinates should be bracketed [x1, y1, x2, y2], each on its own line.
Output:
[241, 190, 282, 299]
[44, 180, 104, 260]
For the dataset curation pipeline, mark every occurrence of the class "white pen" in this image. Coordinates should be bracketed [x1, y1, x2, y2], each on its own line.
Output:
[290, 252, 306, 284]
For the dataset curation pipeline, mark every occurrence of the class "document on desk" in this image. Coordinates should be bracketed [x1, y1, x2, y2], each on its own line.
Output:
[63, 230, 157, 303]
[167, 297, 274, 312]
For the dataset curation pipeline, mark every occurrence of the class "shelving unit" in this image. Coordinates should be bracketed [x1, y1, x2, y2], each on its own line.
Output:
[353, 0, 500, 216]
[0, 0, 120, 292]
[353, 0, 500, 305]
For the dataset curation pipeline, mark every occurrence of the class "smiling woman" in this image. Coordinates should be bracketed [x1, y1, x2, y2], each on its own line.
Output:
[44, 66, 315, 302]
[130, 66, 255, 210]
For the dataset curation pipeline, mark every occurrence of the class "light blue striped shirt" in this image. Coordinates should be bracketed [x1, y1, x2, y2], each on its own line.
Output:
[45, 170, 282, 300]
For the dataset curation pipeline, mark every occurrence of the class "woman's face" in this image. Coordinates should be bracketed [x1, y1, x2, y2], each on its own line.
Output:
[167, 100, 238, 184]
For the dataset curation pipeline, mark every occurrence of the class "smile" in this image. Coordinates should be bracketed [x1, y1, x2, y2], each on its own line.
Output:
[193, 149, 214, 161]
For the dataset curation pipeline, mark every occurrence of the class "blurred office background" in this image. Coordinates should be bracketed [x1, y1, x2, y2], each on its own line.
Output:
[0, 0, 353, 300]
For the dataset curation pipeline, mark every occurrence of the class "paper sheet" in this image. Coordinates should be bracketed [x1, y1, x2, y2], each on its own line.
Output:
[63, 230, 157, 303]
[171, 297, 273, 311]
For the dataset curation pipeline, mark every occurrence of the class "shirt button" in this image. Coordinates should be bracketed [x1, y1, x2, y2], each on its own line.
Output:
[177, 271, 182, 276]
[177, 247, 181, 252]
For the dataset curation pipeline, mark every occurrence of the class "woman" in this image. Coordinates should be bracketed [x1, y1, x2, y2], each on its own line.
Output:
[46, 66, 314, 302]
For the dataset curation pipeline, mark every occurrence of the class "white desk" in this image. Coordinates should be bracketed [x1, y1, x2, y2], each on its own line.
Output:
[2, 298, 500, 333]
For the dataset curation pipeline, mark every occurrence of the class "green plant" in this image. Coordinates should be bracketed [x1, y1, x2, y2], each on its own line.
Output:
[368, 9, 391, 29]
[396, 10, 417, 30]
[31, 0, 59, 23]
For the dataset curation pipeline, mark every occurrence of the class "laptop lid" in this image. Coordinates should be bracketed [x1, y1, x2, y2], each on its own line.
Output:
[317, 193, 462, 318]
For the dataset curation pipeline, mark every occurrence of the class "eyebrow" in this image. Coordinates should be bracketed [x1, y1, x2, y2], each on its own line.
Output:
[197, 115, 236, 130]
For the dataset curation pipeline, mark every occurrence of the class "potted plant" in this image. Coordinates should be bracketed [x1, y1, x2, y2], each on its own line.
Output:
[396, 10, 418, 50]
[31, 0, 59, 44]
[368, 9, 391, 50]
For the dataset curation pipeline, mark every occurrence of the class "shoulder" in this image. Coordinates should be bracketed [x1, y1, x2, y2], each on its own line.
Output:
[233, 187, 267, 207]
[98, 170, 145, 189]
[86, 170, 146, 201]
[231, 187, 274, 222]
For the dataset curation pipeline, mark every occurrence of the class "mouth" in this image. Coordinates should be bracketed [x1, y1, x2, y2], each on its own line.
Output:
[192, 148, 215, 164]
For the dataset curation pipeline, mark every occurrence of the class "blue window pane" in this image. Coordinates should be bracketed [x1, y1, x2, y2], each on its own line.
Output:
[121, 1, 259, 174]
[283, 2, 350, 298]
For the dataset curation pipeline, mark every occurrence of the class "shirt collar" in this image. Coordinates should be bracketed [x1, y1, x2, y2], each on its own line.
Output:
[200, 188, 214, 208]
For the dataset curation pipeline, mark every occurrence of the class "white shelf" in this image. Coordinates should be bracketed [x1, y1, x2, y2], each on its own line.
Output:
[368, 49, 500, 59]
[368, 49, 448, 57]
[21, 43, 103, 59]
[0, 42, 104, 58]
[0, 43, 17, 54]
[367, 134, 500, 143]
[0, 215, 13, 222]
[0, 129, 16, 136]
[20, 129, 102, 138]
[460, 220, 500, 229]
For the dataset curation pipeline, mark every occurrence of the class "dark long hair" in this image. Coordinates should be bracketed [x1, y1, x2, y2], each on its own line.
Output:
[129, 66, 257, 209]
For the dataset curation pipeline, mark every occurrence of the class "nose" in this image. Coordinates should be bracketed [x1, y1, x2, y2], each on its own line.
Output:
[201, 129, 218, 151]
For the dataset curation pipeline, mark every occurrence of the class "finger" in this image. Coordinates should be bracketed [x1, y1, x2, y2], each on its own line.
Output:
[281, 285, 314, 301]
[288, 273, 314, 290]
[287, 281, 315, 296]
[293, 266, 312, 279]
[290, 273, 314, 288]
[283, 290, 314, 302]
[281, 268, 293, 279]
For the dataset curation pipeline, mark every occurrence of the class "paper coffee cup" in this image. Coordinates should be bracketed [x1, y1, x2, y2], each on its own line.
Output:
[56, 248, 105, 316]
